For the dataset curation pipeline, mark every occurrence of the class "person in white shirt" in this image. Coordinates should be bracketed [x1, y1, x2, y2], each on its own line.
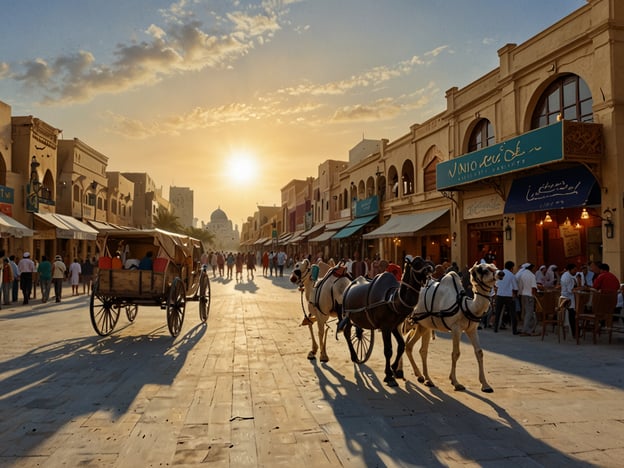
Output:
[493, 261, 519, 334]
[17, 252, 36, 305]
[560, 263, 579, 337]
[516, 263, 538, 335]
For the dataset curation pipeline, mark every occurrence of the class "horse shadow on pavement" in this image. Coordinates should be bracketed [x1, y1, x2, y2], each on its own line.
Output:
[0, 323, 206, 459]
[311, 360, 587, 467]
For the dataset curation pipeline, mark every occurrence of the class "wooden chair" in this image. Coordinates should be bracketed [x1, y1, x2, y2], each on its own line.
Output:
[537, 290, 565, 342]
[576, 291, 618, 344]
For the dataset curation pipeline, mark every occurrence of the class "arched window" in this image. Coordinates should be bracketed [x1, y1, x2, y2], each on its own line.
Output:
[73, 185, 80, 202]
[468, 119, 495, 152]
[531, 74, 593, 128]
[401, 160, 414, 195]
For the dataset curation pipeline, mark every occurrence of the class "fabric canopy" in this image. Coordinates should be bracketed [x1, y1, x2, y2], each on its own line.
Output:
[0, 213, 34, 238]
[300, 223, 325, 238]
[504, 165, 600, 214]
[362, 209, 449, 239]
[308, 230, 337, 243]
[332, 214, 377, 239]
[35, 213, 99, 240]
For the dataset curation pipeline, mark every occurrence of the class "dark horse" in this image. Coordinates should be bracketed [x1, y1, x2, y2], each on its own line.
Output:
[341, 255, 433, 387]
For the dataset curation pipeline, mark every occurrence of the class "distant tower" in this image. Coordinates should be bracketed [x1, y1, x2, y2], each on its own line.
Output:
[169, 186, 194, 228]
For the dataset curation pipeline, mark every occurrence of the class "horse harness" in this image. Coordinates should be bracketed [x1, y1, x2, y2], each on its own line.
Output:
[409, 268, 492, 330]
[308, 265, 350, 316]
[342, 263, 425, 329]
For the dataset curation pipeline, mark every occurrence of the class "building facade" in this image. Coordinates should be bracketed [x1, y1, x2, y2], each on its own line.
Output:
[169, 186, 194, 228]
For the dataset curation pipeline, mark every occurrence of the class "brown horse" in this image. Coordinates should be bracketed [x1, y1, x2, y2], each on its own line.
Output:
[400, 262, 501, 393]
[290, 259, 351, 362]
[341, 255, 434, 387]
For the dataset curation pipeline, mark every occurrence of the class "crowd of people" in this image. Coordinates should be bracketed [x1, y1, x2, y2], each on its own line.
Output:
[0, 249, 96, 307]
[481, 258, 624, 339]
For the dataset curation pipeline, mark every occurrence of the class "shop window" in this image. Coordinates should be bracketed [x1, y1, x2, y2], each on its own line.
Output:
[531, 74, 593, 128]
[423, 157, 440, 192]
[468, 119, 495, 152]
[401, 160, 415, 195]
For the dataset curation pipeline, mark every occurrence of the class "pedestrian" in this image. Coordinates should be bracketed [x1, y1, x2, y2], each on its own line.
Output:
[560, 263, 579, 338]
[9, 255, 19, 302]
[37, 255, 53, 303]
[268, 251, 275, 277]
[246, 251, 256, 280]
[277, 249, 287, 277]
[493, 261, 519, 334]
[68, 259, 82, 295]
[81, 257, 95, 294]
[235, 252, 244, 281]
[52, 255, 67, 303]
[2, 257, 13, 305]
[18, 252, 36, 304]
[262, 251, 269, 276]
[217, 251, 225, 277]
[516, 263, 538, 336]
[210, 251, 218, 278]
[226, 252, 235, 279]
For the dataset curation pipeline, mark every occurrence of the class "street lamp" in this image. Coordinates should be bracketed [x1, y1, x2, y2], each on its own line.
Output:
[392, 237, 401, 264]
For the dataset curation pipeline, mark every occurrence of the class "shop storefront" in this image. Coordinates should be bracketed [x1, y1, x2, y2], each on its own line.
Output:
[363, 208, 449, 264]
[437, 120, 603, 268]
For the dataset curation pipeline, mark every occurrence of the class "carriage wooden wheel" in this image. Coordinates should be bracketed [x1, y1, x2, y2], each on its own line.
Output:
[166, 277, 186, 337]
[90, 280, 121, 336]
[198, 268, 211, 322]
[345, 326, 375, 363]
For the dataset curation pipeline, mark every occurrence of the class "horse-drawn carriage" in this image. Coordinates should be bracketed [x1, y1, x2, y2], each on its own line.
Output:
[89, 229, 211, 337]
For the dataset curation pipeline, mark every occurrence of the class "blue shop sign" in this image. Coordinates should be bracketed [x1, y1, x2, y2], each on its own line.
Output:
[437, 121, 564, 190]
[0, 185, 14, 204]
[354, 195, 379, 217]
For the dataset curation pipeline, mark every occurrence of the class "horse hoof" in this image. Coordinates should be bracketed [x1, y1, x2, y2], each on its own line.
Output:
[394, 370, 404, 380]
[454, 384, 466, 391]
[482, 387, 494, 393]
[425, 381, 435, 388]
[385, 378, 398, 387]
[417, 376, 425, 384]
[320, 356, 329, 363]
[307, 353, 316, 360]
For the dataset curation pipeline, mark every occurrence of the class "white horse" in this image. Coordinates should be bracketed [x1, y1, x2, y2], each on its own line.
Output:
[401, 262, 501, 393]
[290, 259, 351, 362]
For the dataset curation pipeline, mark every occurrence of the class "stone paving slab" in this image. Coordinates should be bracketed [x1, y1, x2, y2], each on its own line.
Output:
[1, 276, 623, 467]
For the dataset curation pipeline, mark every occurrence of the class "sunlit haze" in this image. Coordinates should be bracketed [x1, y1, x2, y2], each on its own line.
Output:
[0, 0, 586, 227]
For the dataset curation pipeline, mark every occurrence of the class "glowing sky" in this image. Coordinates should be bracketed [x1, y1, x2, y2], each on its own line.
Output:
[0, 0, 586, 227]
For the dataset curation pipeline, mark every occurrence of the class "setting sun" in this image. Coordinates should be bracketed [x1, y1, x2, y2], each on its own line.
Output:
[225, 151, 258, 183]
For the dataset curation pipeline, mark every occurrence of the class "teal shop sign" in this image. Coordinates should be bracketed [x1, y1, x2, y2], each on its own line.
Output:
[354, 195, 379, 217]
[437, 121, 564, 190]
[0, 185, 14, 204]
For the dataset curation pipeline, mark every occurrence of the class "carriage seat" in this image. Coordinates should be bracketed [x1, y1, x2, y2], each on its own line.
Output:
[344, 272, 399, 315]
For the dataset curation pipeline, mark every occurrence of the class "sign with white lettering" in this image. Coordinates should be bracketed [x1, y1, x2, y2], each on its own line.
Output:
[437, 121, 563, 190]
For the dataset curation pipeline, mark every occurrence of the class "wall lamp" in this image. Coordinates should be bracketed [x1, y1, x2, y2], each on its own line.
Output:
[603, 208, 615, 239]
[451, 231, 457, 242]
[503, 216, 514, 241]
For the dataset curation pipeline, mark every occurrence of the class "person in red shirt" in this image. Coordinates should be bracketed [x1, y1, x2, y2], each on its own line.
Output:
[592, 263, 620, 292]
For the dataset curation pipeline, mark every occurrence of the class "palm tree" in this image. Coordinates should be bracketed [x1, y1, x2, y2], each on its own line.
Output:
[153, 207, 181, 233]
[185, 226, 215, 250]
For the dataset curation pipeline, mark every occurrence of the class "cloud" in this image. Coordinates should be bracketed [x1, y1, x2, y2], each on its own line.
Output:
[8, 3, 286, 104]
[330, 82, 438, 123]
[0, 62, 10, 78]
[424, 45, 448, 57]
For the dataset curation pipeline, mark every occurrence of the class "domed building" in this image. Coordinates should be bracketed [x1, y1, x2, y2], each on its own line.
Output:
[203, 207, 240, 251]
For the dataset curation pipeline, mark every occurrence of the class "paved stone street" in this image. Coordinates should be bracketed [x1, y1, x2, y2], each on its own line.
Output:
[1, 274, 623, 467]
